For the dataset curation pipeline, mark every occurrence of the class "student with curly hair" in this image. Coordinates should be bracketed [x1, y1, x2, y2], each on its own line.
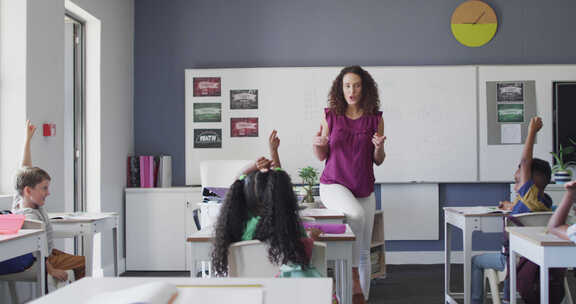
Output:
[211, 131, 322, 278]
[313, 66, 386, 303]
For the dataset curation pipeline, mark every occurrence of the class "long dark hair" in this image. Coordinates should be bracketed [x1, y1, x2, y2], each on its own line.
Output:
[328, 65, 380, 115]
[211, 170, 308, 276]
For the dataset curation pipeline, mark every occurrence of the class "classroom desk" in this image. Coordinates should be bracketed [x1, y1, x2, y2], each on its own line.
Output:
[299, 208, 346, 223]
[0, 229, 48, 296]
[30, 277, 332, 304]
[49, 212, 119, 277]
[186, 224, 355, 304]
[444, 207, 506, 304]
[507, 226, 576, 304]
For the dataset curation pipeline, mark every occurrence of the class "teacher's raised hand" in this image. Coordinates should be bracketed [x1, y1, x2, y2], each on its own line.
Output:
[313, 125, 329, 147]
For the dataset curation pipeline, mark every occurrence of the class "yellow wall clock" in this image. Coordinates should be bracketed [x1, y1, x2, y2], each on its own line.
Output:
[451, 0, 498, 47]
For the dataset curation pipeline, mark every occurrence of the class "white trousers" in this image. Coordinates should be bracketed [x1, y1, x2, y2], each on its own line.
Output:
[319, 183, 375, 300]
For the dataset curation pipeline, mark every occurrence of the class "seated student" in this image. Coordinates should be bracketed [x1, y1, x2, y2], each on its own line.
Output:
[11, 120, 85, 282]
[211, 130, 322, 278]
[471, 117, 552, 304]
[548, 180, 576, 242]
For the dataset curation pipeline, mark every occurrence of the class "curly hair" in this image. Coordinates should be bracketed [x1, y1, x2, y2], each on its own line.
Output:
[211, 170, 308, 276]
[328, 65, 380, 115]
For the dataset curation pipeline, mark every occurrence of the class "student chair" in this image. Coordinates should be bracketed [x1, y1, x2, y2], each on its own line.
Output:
[483, 212, 574, 304]
[227, 240, 327, 277]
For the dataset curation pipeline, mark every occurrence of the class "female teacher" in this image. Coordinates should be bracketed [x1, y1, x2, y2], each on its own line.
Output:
[313, 66, 386, 303]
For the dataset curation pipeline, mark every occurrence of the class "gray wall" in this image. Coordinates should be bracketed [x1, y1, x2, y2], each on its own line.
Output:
[135, 0, 576, 186]
[134, 0, 572, 253]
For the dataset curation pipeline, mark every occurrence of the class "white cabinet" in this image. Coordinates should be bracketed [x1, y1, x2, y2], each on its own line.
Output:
[126, 187, 202, 271]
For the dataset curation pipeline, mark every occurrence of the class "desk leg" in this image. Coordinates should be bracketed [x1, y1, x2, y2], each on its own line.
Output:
[541, 263, 549, 304]
[113, 225, 119, 276]
[344, 258, 351, 304]
[37, 248, 46, 296]
[85, 233, 94, 277]
[510, 250, 517, 304]
[463, 223, 473, 304]
[445, 221, 452, 303]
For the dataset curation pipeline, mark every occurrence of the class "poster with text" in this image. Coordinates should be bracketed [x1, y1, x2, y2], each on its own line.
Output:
[193, 103, 221, 122]
[230, 89, 258, 109]
[497, 103, 524, 123]
[194, 129, 222, 148]
[230, 118, 258, 137]
[193, 77, 221, 97]
[497, 82, 523, 102]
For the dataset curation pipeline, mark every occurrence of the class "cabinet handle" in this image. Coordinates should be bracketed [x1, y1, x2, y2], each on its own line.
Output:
[187, 201, 190, 207]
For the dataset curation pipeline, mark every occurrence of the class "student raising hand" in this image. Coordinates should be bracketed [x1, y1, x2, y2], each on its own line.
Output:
[269, 130, 281, 168]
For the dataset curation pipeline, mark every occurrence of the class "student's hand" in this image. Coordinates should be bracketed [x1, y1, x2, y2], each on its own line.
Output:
[255, 156, 272, 172]
[528, 116, 543, 135]
[269, 130, 280, 152]
[372, 134, 386, 150]
[48, 268, 68, 281]
[25, 120, 36, 140]
[306, 228, 323, 241]
[313, 125, 329, 147]
[498, 200, 515, 211]
[564, 180, 576, 193]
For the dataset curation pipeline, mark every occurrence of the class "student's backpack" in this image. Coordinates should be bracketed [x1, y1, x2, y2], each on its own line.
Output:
[505, 215, 566, 304]
[515, 257, 565, 304]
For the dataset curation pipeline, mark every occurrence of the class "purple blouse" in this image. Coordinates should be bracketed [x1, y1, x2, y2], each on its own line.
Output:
[320, 108, 382, 198]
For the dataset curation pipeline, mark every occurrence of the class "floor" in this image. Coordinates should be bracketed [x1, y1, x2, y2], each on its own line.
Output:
[122, 264, 576, 304]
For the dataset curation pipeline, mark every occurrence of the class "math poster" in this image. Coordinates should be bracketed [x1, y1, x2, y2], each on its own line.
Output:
[230, 89, 258, 109]
[194, 129, 222, 148]
[193, 77, 221, 97]
[230, 118, 258, 137]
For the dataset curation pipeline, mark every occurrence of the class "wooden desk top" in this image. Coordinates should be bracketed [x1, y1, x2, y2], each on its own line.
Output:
[444, 206, 509, 217]
[299, 208, 346, 220]
[187, 224, 356, 242]
[0, 229, 44, 243]
[506, 226, 576, 247]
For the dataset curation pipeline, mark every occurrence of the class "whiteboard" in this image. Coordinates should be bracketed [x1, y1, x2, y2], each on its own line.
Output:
[478, 65, 576, 181]
[185, 66, 478, 185]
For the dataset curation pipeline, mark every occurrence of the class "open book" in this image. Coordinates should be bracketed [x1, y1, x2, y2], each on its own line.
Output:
[458, 206, 511, 215]
[85, 282, 264, 304]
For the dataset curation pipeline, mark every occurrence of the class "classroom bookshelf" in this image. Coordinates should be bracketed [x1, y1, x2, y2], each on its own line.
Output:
[370, 210, 386, 279]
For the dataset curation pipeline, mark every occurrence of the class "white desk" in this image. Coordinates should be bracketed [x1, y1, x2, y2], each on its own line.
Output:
[444, 207, 506, 304]
[508, 226, 576, 304]
[299, 208, 346, 223]
[0, 229, 48, 296]
[30, 277, 332, 304]
[49, 213, 119, 277]
[186, 224, 355, 304]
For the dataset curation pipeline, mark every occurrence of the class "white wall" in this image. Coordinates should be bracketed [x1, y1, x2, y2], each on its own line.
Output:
[0, 0, 133, 300]
[69, 0, 134, 274]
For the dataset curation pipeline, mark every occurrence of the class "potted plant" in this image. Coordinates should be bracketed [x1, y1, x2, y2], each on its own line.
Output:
[550, 142, 576, 184]
[298, 166, 319, 205]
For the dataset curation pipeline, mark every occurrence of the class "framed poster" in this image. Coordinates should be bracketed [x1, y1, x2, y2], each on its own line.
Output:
[194, 129, 222, 148]
[193, 77, 221, 97]
[230, 118, 258, 137]
[496, 82, 523, 102]
[230, 89, 258, 109]
[497, 104, 524, 122]
[193, 103, 221, 122]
